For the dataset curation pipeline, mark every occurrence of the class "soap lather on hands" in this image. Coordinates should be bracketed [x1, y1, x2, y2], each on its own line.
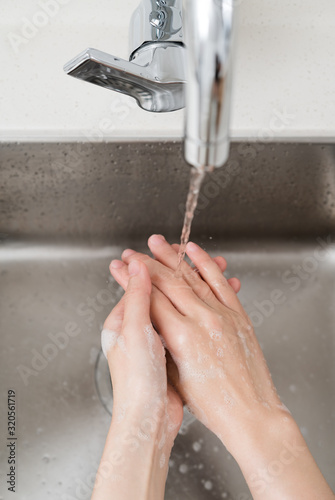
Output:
[111, 235, 284, 450]
[92, 234, 335, 500]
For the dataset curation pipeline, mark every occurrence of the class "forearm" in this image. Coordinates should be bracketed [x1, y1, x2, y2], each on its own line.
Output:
[226, 413, 334, 500]
[91, 417, 172, 500]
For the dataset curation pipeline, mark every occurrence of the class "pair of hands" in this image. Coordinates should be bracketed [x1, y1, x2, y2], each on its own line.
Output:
[102, 234, 284, 452]
[93, 235, 334, 500]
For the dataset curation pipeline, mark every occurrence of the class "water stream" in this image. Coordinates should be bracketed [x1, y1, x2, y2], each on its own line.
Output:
[176, 166, 206, 276]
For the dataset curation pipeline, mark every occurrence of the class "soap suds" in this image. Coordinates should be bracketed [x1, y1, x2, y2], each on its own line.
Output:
[209, 330, 223, 341]
[101, 329, 119, 358]
[217, 347, 224, 358]
[277, 402, 291, 414]
[158, 431, 166, 450]
[144, 324, 155, 360]
[237, 331, 251, 357]
[159, 453, 166, 468]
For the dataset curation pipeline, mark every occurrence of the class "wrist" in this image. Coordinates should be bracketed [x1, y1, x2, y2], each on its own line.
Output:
[227, 411, 334, 500]
[223, 407, 300, 462]
[221, 410, 311, 498]
[236, 411, 302, 465]
[111, 399, 177, 453]
[92, 410, 174, 500]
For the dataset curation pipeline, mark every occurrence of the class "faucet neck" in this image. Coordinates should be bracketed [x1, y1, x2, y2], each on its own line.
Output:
[183, 0, 235, 169]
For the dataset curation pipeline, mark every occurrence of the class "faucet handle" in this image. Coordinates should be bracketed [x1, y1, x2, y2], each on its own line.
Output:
[64, 45, 186, 112]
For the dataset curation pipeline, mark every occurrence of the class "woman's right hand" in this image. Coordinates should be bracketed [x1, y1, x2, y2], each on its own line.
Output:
[110, 236, 335, 500]
[110, 235, 286, 454]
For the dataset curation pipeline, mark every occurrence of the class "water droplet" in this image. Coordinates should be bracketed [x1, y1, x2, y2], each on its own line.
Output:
[192, 441, 202, 452]
[204, 480, 213, 490]
[179, 463, 188, 474]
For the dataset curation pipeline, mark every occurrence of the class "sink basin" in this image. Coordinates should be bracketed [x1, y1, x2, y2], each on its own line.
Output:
[0, 141, 334, 499]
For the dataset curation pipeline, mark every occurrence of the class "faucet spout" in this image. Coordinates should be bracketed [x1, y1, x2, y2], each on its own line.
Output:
[183, 0, 235, 169]
[63, 0, 235, 168]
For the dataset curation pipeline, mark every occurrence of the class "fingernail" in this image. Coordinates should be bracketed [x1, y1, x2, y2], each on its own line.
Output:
[129, 260, 140, 276]
[122, 249, 136, 259]
[110, 260, 124, 269]
[149, 234, 165, 246]
[186, 242, 200, 252]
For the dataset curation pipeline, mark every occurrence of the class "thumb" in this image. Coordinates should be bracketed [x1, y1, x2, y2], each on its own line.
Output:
[122, 260, 152, 334]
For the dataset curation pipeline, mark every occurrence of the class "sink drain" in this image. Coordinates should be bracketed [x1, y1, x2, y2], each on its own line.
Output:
[94, 349, 196, 431]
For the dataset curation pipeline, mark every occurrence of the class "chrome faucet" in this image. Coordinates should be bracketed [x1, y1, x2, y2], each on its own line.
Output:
[64, 0, 235, 169]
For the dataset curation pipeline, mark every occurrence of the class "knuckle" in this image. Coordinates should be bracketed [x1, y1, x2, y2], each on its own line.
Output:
[200, 285, 215, 303]
[174, 330, 190, 350]
[200, 309, 223, 330]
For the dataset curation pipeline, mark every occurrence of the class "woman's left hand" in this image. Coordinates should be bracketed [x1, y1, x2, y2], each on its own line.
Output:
[92, 260, 183, 500]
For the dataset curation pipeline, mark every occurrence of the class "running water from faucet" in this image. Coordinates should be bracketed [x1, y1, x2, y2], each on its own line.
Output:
[176, 166, 206, 276]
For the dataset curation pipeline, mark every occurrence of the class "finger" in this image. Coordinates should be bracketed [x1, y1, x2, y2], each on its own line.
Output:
[148, 235, 219, 310]
[121, 260, 151, 338]
[165, 242, 241, 295]
[103, 296, 125, 332]
[173, 245, 228, 275]
[110, 260, 199, 366]
[228, 277, 241, 294]
[149, 235, 191, 274]
[212, 256, 227, 273]
[110, 259, 185, 329]
[172, 244, 241, 295]
[101, 297, 125, 359]
[172, 244, 228, 272]
[120, 249, 207, 316]
[212, 257, 240, 293]
[186, 241, 245, 314]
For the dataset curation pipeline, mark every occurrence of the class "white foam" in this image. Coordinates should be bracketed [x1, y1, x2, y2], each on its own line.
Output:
[144, 324, 155, 360]
[217, 347, 224, 358]
[158, 431, 166, 450]
[209, 330, 223, 341]
[277, 402, 292, 414]
[101, 329, 119, 358]
[237, 331, 251, 357]
[178, 361, 217, 383]
[159, 453, 166, 468]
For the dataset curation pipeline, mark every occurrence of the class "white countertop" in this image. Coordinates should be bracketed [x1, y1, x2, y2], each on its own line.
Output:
[1, 0, 335, 142]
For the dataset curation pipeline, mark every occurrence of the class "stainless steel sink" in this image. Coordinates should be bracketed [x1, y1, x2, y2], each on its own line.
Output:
[0, 142, 334, 499]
